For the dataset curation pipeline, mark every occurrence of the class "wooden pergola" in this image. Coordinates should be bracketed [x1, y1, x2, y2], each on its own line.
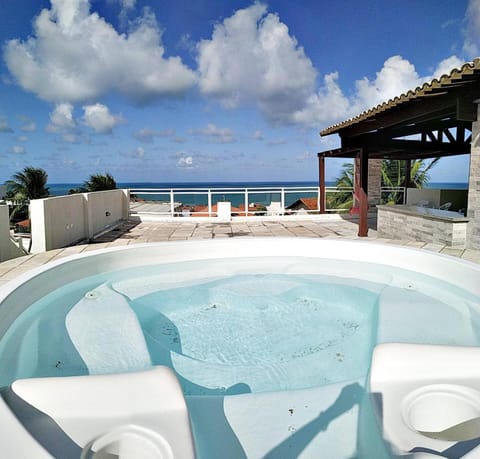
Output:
[318, 59, 480, 237]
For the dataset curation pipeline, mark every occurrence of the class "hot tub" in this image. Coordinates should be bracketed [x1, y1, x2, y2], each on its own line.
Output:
[0, 238, 479, 458]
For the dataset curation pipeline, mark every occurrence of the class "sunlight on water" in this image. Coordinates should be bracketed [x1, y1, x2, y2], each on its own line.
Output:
[0, 257, 478, 395]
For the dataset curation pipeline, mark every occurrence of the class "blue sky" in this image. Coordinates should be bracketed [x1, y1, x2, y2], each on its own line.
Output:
[0, 0, 477, 184]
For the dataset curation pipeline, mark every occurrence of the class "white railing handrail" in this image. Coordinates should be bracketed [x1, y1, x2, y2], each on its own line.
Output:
[128, 185, 406, 218]
[130, 186, 320, 191]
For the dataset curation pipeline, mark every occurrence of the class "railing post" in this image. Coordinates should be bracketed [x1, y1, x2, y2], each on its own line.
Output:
[208, 189, 212, 216]
[281, 188, 285, 214]
[170, 189, 174, 216]
[245, 189, 249, 216]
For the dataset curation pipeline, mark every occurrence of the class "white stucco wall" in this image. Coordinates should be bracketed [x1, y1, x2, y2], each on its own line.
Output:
[0, 205, 26, 262]
[86, 189, 128, 236]
[30, 190, 129, 253]
[30, 194, 87, 253]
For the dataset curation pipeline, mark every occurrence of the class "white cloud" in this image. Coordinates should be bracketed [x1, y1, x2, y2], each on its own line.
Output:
[10, 145, 26, 154]
[195, 4, 470, 129]
[173, 137, 187, 144]
[197, 3, 316, 123]
[61, 133, 81, 143]
[17, 115, 37, 132]
[116, 0, 136, 27]
[21, 121, 36, 132]
[132, 146, 145, 158]
[117, 0, 136, 13]
[82, 103, 122, 134]
[0, 119, 13, 133]
[267, 138, 287, 146]
[288, 55, 466, 128]
[177, 155, 193, 168]
[353, 56, 423, 109]
[134, 127, 175, 142]
[4, 0, 196, 104]
[17, 135, 28, 142]
[189, 123, 235, 143]
[288, 72, 351, 126]
[296, 151, 313, 162]
[463, 0, 480, 57]
[46, 103, 76, 132]
[430, 56, 465, 79]
[253, 130, 264, 140]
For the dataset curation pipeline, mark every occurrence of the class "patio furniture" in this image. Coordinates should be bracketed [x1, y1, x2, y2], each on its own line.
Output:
[266, 202, 283, 216]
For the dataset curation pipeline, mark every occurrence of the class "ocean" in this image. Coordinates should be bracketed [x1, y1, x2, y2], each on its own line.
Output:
[47, 181, 320, 197]
[47, 181, 469, 209]
[48, 181, 323, 208]
[48, 181, 469, 197]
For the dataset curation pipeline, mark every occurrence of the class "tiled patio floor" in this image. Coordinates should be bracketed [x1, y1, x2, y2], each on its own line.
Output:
[1, 217, 479, 287]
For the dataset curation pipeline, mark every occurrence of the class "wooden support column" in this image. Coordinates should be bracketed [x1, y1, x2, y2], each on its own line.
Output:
[358, 148, 369, 237]
[318, 154, 326, 213]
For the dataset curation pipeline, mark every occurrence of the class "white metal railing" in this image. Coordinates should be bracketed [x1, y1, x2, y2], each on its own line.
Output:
[380, 187, 407, 204]
[129, 186, 406, 217]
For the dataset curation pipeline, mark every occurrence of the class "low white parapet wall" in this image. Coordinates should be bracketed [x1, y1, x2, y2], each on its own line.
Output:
[30, 189, 129, 253]
[0, 205, 26, 262]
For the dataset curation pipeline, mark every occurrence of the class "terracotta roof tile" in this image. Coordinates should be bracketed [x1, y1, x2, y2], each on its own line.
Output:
[320, 58, 480, 136]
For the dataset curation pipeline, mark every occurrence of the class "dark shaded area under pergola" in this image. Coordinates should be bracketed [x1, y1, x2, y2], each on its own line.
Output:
[317, 60, 480, 237]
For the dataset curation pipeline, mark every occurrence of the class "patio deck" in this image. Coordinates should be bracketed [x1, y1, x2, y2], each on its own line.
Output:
[0, 217, 479, 287]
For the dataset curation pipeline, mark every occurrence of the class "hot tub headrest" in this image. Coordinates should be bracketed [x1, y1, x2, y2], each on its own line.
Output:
[3, 366, 195, 459]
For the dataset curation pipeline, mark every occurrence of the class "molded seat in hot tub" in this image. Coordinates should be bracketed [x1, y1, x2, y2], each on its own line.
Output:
[0, 366, 196, 459]
[369, 343, 480, 458]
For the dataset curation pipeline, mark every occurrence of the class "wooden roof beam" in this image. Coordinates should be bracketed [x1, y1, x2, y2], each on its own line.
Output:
[345, 119, 472, 149]
[345, 137, 471, 155]
[339, 87, 480, 138]
[370, 149, 469, 160]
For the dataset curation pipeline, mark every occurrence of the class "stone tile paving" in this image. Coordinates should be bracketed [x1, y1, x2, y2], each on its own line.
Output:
[0, 218, 479, 286]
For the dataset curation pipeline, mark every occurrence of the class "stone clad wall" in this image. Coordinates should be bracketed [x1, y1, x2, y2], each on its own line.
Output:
[378, 208, 468, 248]
[467, 105, 480, 249]
[354, 157, 383, 207]
[368, 159, 383, 206]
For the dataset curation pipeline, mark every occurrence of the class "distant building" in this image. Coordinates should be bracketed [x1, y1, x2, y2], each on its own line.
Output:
[190, 203, 244, 217]
[14, 219, 30, 234]
[286, 197, 318, 213]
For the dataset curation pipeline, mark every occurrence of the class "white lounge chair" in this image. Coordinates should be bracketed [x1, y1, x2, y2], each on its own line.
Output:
[266, 201, 283, 216]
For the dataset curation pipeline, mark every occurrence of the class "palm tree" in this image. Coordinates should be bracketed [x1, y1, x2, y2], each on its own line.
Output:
[381, 158, 439, 204]
[5, 167, 49, 201]
[331, 158, 439, 209]
[328, 162, 354, 210]
[83, 173, 117, 192]
[5, 167, 49, 221]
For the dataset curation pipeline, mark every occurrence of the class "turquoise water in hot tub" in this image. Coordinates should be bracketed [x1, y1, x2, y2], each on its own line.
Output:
[0, 256, 479, 395]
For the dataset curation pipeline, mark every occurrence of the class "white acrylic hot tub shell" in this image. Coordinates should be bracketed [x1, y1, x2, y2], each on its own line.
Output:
[1, 238, 479, 340]
[0, 238, 479, 458]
